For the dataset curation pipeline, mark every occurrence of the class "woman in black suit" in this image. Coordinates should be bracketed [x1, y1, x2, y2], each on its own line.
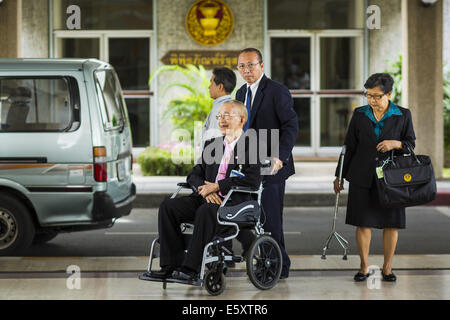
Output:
[333, 73, 416, 282]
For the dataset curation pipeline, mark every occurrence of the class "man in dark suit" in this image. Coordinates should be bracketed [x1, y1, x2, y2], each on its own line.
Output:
[236, 48, 298, 279]
[147, 100, 261, 281]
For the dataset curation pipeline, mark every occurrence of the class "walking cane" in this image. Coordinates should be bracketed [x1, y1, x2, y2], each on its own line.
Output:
[321, 145, 349, 260]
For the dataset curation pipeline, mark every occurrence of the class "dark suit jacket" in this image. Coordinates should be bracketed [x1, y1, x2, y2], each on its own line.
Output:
[337, 105, 416, 188]
[236, 75, 299, 183]
[187, 134, 261, 205]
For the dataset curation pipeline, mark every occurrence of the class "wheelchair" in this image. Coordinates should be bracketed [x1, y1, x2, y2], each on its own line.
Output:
[139, 181, 283, 296]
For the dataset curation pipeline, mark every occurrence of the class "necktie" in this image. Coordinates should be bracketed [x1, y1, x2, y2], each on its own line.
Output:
[244, 86, 252, 131]
[216, 141, 234, 197]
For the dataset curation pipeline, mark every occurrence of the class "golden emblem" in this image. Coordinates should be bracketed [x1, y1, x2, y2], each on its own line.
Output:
[404, 174, 412, 182]
[185, 0, 234, 46]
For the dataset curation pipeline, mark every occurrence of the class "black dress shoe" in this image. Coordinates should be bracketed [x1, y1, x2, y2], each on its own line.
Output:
[382, 272, 397, 282]
[279, 274, 289, 280]
[172, 267, 198, 281]
[148, 266, 176, 279]
[354, 272, 370, 282]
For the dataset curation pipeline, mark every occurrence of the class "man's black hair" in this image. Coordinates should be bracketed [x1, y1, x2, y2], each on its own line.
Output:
[239, 48, 263, 63]
[212, 67, 237, 94]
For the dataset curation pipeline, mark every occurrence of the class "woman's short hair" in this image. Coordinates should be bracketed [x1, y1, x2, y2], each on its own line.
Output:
[223, 100, 248, 123]
[364, 73, 394, 94]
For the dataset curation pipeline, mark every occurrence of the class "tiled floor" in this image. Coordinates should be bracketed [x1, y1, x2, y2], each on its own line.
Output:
[1, 255, 450, 300]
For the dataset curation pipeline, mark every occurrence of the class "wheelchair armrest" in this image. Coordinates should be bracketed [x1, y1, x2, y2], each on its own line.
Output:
[170, 182, 195, 199]
[230, 186, 259, 193]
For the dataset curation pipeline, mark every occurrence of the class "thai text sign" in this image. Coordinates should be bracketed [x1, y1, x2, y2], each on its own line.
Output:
[161, 51, 240, 70]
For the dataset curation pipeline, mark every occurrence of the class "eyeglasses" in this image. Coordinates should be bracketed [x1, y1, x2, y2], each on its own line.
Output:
[237, 62, 261, 70]
[216, 113, 240, 120]
[364, 92, 386, 101]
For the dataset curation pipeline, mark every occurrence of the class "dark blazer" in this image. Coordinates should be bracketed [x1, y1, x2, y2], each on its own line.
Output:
[187, 134, 261, 205]
[337, 105, 416, 188]
[236, 75, 298, 183]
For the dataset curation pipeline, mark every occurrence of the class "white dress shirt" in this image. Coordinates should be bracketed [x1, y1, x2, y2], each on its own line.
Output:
[244, 73, 265, 109]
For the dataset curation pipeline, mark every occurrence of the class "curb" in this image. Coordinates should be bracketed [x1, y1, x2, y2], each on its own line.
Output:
[133, 193, 349, 208]
[133, 191, 449, 208]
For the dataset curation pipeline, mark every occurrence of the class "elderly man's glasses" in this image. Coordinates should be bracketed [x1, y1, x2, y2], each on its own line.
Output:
[216, 113, 240, 120]
[237, 62, 260, 70]
[364, 92, 386, 101]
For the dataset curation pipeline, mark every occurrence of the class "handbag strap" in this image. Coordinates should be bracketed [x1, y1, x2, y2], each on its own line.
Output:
[388, 142, 421, 167]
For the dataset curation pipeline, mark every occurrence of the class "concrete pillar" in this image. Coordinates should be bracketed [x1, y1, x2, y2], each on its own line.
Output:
[402, 0, 444, 177]
[21, 0, 49, 58]
[368, 0, 402, 75]
[445, 0, 450, 74]
[0, 0, 22, 57]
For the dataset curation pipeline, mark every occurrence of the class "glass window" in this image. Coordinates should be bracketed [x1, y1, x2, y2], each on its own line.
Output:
[56, 38, 100, 59]
[320, 97, 362, 147]
[94, 70, 127, 130]
[108, 38, 150, 91]
[53, 0, 153, 30]
[271, 38, 311, 90]
[126, 98, 150, 147]
[293, 98, 311, 146]
[268, 0, 364, 29]
[320, 37, 361, 90]
[0, 77, 78, 132]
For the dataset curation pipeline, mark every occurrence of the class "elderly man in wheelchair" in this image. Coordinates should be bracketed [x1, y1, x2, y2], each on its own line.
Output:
[139, 100, 283, 295]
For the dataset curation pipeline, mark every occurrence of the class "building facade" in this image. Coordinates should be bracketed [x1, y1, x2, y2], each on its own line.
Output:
[0, 0, 447, 174]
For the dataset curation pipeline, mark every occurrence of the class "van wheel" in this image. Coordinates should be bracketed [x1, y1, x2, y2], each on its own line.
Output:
[33, 232, 58, 245]
[0, 194, 35, 256]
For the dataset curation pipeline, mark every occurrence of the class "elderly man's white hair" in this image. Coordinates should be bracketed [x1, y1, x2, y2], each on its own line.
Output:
[221, 99, 248, 123]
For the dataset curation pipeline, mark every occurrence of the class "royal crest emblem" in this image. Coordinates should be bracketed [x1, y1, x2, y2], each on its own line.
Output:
[185, 0, 234, 46]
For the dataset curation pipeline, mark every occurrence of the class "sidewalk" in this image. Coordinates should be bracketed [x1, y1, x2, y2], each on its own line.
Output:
[2, 255, 450, 299]
[132, 162, 450, 208]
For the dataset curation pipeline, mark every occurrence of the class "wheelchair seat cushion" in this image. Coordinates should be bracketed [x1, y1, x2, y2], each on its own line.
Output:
[218, 200, 260, 224]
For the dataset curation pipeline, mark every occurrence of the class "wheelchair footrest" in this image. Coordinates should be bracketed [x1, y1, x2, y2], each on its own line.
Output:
[138, 273, 203, 287]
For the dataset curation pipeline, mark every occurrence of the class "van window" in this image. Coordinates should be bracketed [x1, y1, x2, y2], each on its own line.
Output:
[94, 69, 127, 130]
[0, 77, 79, 132]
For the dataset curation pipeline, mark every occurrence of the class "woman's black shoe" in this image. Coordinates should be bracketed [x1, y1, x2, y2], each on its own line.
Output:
[382, 272, 397, 282]
[354, 272, 370, 282]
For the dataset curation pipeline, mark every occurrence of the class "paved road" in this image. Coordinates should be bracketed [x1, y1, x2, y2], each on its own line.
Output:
[18, 206, 450, 257]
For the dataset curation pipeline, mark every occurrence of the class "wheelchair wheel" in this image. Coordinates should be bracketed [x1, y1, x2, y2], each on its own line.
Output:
[246, 235, 282, 290]
[204, 269, 226, 296]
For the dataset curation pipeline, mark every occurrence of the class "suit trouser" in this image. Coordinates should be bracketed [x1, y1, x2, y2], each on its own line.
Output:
[158, 195, 223, 272]
[158, 195, 257, 273]
[261, 180, 291, 276]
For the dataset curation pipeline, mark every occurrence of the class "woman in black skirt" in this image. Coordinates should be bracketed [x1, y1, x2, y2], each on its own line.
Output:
[333, 73, 416, 282]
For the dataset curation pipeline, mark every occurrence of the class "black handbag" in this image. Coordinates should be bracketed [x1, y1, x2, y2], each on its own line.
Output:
[375, 144, 437, 208]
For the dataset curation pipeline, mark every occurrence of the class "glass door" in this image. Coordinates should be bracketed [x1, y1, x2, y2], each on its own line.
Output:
[270, 35, 314, 153]
[54, 30, 152, 148]
[269, 30, 364, 156]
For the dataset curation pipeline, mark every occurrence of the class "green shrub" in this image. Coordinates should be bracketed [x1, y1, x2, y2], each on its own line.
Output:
[137, 141, 194, 176]
[444, 71, 450, 167]
[384, 54, 403, 105]
[149, 64, 213, 140]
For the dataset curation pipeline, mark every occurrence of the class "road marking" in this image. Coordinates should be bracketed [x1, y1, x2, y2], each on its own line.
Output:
[104, 232, 158, 236]
[104, 231, 301, 236]
[435, 207, 450, 219]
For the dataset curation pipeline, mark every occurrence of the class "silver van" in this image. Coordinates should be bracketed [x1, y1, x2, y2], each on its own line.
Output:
[0, 58, 136, 255]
